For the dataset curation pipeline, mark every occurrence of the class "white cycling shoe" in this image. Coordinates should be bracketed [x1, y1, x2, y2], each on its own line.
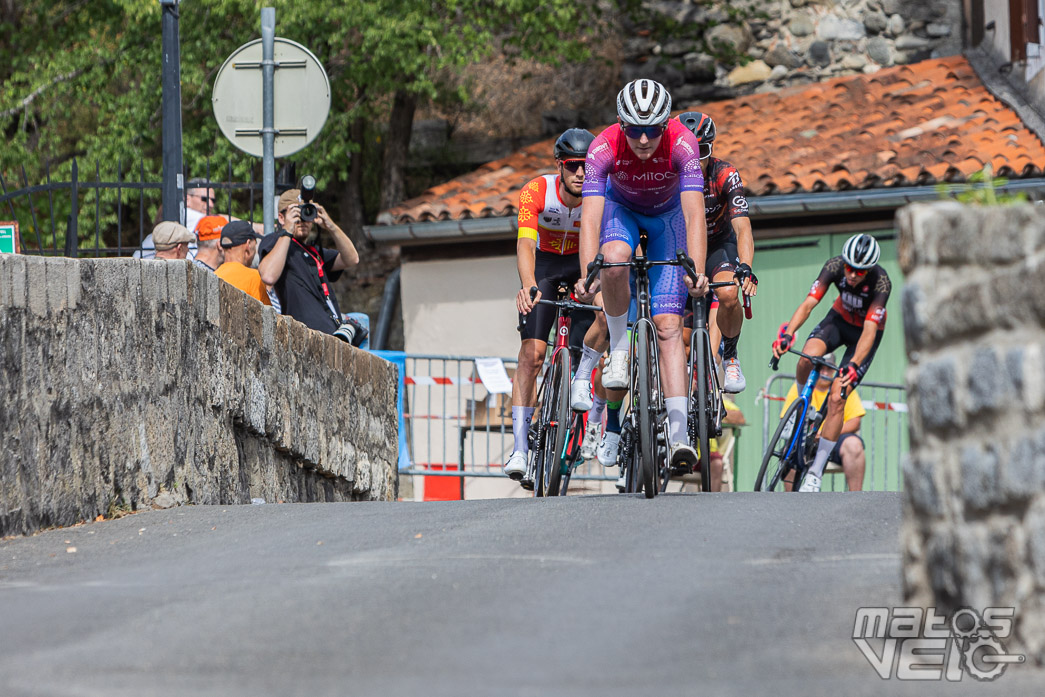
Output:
[570, 378, 594, 412]
[669, 441, 698, 470]
[503, 451, 527, 481]
[602, 350, 630, 390]
[579, 420, 601, 461]
[798, 472, 822, 492]
[597, 432, 621, 468]
[722, 357, 746, 393]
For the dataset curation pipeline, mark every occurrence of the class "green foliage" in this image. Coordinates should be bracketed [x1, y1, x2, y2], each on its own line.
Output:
[0, 0, 611, 244]
[936, 164, 1030, 206]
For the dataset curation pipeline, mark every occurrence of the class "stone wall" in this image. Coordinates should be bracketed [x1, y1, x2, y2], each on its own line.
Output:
[0, 255, 398, 537]
[626, 0, 964, 102]
[899, 201, 1045, 662]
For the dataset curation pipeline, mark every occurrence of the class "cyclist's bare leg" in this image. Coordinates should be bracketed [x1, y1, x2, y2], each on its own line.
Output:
[583, 291, 609, 354]
[713, 269, 741, 340]
[710, 451, 723, 492]
[599, 240, 634, 350]
[708, 304, 721, 364]
[818, 377, 847, 443]
[840, 437, 866, 491]
[795, 337, 828, 387]
[653, 312, 689, 449]
[513, 338, 547, 408]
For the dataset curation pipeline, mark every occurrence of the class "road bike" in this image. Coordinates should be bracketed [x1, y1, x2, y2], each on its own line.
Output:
[521, 284, 601, 497]
[586, 250, 720, 498]
[675, 254, 744, 493]
[754, 348, 840, 492]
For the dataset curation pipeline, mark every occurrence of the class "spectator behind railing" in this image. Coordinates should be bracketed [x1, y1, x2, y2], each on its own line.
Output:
[193, 215, 227, 273]
[151, 221, 195, 261]
[216, 220, 270, 306]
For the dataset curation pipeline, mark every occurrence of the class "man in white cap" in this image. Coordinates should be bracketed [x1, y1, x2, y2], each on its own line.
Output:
[151, 221, 195, 261]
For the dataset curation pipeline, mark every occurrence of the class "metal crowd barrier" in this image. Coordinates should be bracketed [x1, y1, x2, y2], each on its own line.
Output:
[401, 354, 615, 484]
[758, 374, 908, 492]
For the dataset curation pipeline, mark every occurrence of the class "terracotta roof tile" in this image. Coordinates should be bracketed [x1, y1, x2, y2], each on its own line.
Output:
[379, 56, 1045, 224]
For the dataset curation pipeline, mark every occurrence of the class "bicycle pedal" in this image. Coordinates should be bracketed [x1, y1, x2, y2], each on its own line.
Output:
[520, 478, 535, 491]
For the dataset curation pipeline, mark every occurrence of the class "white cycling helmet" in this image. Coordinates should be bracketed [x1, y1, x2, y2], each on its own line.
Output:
[841, 233, 881, 269]
[616, 79, 672, 126]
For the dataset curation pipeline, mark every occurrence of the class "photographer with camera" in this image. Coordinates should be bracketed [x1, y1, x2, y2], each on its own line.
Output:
[258, 178, 365, 345]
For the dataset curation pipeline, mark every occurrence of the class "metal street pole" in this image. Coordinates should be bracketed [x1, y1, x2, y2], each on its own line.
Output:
[160, 0, 184, 225]
[261, 8, 275, 236]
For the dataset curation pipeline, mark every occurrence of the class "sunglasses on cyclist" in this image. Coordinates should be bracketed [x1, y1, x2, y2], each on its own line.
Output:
[844, 264, 869, 276]
[560, 159, 585, 173]
[699, 143, 713, 160]
[623, 124, 666, 140]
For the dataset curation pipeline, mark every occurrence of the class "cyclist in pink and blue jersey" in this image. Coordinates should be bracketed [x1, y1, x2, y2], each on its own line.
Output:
[575, 79, 710, 470]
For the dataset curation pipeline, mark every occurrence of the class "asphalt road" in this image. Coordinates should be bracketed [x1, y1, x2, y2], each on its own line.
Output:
[0, 493, 1040, 696]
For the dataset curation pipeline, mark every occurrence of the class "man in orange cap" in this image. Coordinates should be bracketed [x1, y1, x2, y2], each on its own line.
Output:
[193, 215, 227, 272]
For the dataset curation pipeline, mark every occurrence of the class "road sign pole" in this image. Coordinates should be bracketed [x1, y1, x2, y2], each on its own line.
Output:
[160, 0, 184, 225]
[261, 8, 275, 236]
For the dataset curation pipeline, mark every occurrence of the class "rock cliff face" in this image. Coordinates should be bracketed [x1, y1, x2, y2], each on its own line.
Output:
[0, 255, 399, 537]
[625, 0, 963, 103]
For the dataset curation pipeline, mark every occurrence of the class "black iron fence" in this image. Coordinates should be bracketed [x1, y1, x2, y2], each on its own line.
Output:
[0, 158, 294, 258]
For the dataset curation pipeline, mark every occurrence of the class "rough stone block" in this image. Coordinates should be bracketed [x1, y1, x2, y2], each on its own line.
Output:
[24, 256, 48, 317]
[966, 346, 1013, 415]
[960, 444, 999, 513]
[5, 254, 27, 308]
[955, 523, 992, 611]
[903, 453, 941, 517]
[913, 356, 961, 432]
[981, 205, 1031, 264]
[1027, 496, 1045, 581]
[140, 259, 168, 304]
[167, 260, 189, 305]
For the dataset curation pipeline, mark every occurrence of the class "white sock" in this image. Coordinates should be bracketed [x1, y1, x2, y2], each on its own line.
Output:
[512, 406, 535, 453]
[576, 344, 602, 381]
[606, 311, 630, 354]
[808, 438, 836, 478]
[589, 395, 607, 423]
[665, 396, 688, 444]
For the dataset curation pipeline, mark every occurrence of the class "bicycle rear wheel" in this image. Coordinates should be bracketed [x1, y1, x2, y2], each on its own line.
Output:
[540, 350, 571, 497]
[755, 398, 804, 492]
[635, 321, 658, 499]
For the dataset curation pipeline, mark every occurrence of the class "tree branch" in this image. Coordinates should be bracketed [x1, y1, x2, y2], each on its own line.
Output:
[0, 66, 88, 120]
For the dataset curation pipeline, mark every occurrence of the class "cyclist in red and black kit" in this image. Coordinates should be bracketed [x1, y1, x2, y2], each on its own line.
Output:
[678, 111, 757, 392]
[504, 128, 597, 483]
[771, 233, 891, 492]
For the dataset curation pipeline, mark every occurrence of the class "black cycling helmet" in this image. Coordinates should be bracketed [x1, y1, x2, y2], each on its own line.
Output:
[554, 128, 596, 160]
[678, 111, 716, 143]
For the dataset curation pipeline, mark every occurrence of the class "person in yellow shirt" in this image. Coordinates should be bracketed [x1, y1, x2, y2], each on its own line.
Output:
[216, 220, 270, 306]
[780, 353, 866, 491]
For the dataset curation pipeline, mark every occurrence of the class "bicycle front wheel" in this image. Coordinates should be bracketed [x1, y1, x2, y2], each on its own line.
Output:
[755, 398, 804, 492]
[693, 327, 713, 492]
[636, 321, 658, 499]
[540, 350, 571, 497]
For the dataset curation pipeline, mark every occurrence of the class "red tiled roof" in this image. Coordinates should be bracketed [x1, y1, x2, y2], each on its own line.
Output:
[378, 56, 1045, 225]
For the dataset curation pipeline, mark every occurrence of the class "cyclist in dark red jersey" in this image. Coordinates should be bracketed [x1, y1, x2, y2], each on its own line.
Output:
[504, 128, 597, 483]
[678, 111, 757, 393]
[771, 233, 891, 492]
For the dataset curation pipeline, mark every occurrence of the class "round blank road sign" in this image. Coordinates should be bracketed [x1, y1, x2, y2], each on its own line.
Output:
[212, 37, 331, 158]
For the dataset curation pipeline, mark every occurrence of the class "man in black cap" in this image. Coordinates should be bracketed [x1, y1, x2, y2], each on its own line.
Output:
[215, 220, 269, 306]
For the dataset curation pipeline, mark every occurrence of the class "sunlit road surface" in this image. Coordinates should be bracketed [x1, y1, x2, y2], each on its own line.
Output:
[1, 493, 1040, 696]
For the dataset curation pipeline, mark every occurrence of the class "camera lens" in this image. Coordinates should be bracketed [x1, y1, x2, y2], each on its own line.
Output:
[301, 175, 316, 191]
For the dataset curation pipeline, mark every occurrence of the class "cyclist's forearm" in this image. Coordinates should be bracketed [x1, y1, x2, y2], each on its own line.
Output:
[516, 238, 537, 288]
[579, 196, 604, 272]
[733, 217, 754, 267]
[786, 297, 818, 336]
[681, 190, 707, 273]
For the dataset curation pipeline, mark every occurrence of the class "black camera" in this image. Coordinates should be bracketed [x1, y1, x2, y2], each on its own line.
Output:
[299, 175, 318, 222]
[333, 316, 368, 347]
